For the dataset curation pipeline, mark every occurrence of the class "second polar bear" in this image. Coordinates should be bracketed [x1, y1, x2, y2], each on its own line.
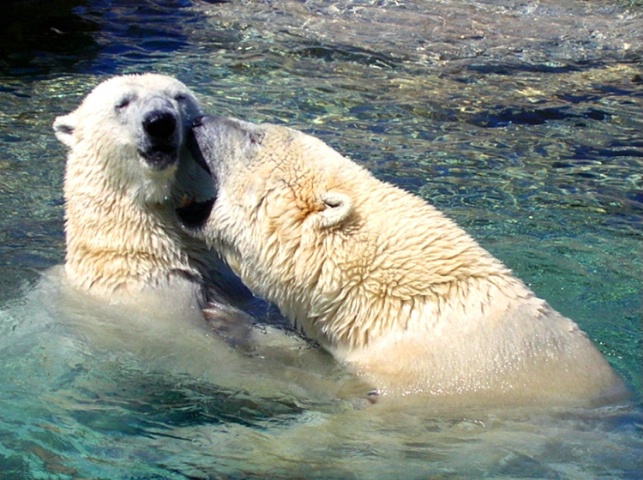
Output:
[183, 115, 627, 407]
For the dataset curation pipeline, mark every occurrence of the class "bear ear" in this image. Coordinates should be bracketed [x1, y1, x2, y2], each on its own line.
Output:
[53, 113, 78, 148]
[318, 191, 354, 229]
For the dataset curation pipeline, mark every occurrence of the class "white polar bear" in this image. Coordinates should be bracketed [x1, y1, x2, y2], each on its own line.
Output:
[183, 115, 628, 408]
[53, 74, 224, 311]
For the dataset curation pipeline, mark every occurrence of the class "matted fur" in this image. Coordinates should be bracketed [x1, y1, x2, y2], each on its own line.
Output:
[189, 116, 627, 407]
[54, 74, 216, 305]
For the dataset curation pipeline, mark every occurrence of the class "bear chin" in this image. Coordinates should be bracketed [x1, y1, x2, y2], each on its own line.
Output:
[138, 145, 179, 171]
[175, 125, 216, 228]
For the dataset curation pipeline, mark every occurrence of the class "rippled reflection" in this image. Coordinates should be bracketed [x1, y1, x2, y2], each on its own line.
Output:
[0, 0, 641, 478]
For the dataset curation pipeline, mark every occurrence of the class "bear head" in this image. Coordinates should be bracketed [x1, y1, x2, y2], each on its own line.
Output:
[184, 115, 357, 257]
[182, 115, 382, 348]
[53, 74, 219, 297]
[54, 73, 208, 205]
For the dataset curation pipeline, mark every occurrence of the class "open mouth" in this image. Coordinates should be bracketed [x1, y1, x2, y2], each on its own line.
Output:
[139, 144, 179, 170]
[176, 124, 216, 228]
[176, 196, 215, 229]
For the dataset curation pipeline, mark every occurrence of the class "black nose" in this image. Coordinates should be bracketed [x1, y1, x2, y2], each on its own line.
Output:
[143, 110, 177, 139]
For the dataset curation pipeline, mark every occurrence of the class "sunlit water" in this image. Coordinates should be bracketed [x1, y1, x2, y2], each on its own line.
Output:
[1, 0, 641, 478]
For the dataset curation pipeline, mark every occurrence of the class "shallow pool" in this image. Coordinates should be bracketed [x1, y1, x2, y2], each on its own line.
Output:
[1, 0, 641, 478]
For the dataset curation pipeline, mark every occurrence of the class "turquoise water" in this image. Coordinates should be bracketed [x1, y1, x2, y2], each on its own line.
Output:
[1, 0, 641, 478]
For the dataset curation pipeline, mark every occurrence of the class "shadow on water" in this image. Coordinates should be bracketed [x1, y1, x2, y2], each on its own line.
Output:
[1, 0, 231, 76]
[0, 0, 641, 478]
[1, 0, 99, 75]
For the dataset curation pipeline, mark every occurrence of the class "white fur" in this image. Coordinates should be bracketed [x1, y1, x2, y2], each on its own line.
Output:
[192, 117, 627, 407]
[54, 74, 215, 306]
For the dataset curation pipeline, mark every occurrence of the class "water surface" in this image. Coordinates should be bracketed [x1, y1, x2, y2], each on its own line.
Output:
[0, 0, 641, 478]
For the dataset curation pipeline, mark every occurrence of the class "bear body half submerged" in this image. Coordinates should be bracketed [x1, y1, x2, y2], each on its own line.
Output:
[183, 115, 627, 407]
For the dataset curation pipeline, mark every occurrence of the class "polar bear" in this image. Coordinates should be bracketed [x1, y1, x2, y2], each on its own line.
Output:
[53, 74, 224, 311]
[183, 114, 628, 407]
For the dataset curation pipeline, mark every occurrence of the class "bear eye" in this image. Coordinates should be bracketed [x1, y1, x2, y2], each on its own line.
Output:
[249, 131, 264, 145]
[115, 97, 132, 110]
[174, 93, 187, 102]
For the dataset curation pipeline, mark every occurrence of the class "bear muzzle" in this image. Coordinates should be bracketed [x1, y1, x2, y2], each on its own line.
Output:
[187, 116, 212, 176]
[176, 116, 217, 229]
[138, 109, 181, 171]
[189, 115, 233, 159]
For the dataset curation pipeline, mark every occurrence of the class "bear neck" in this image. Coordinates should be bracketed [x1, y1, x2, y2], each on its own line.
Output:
[258, 184, 534, 354]
[63, 161, 205, 297]
[313, 247, 532, 355]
